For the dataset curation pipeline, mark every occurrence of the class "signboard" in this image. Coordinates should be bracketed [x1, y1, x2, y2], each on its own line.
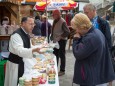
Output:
[50, 2, 68, 7]
[35, 0, 77, 11]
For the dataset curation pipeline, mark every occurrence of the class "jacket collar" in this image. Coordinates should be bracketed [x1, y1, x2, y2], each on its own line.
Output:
[87, 26, 95, 33]
[82, 26, 94, 37]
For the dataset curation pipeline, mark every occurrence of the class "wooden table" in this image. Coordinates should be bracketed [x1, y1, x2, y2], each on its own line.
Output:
[0, 35, 10, 40]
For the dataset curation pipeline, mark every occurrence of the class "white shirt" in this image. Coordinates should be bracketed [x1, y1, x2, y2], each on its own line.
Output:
[4, 29, 38, 86]
[9, 32, 38, 71]
[9, 33, 33, 58]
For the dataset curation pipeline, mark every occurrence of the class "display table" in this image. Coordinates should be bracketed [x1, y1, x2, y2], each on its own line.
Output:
[0, 60, 7, 86]
[18, 36, 59, 86]
[39, 56, 59, 86]
[19, 54, 59, 86]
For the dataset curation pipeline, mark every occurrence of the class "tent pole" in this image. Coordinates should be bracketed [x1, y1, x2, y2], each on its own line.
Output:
[46, 0, 48, 42]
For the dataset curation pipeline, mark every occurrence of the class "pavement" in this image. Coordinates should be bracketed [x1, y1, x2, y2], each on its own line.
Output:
[58, 24, 115, 86]
[58, 50, 75, 86]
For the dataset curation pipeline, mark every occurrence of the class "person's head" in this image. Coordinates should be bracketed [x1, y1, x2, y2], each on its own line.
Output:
[71, 13, 92, 35]
[35, 16, 40, 20]
[106, 13, 109, 16]
[52, 9, 61, 20]
[42, 15, 47, 22]
[2, 16, 9, 25]
[83, 3, 97, 20]
[21, 16, 35, 34]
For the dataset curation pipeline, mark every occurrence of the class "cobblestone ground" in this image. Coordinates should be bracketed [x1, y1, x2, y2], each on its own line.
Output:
[58, 25, 115, 86]
[58, 50, 75, 86]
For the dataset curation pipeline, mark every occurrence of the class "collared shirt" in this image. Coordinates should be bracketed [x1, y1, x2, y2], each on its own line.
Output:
[91, 16, 99, 29]
[9, 28, 38, 72]
[9, 33, 33, 59]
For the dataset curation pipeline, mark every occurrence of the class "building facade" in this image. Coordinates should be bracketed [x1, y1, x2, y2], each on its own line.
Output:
[89, 0, 115, 9]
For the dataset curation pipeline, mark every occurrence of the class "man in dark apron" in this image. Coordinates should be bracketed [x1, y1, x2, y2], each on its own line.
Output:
[4, 16, 40, 86]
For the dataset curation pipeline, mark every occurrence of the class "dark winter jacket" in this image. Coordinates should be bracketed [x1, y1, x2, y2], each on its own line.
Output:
[97, 16, 112, 49]
[72, 27, 115, 85]
[32, 19, 42, 36]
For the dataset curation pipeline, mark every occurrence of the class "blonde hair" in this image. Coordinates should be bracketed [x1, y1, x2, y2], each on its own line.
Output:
[42, 15, 47, 19]
[71, 13, 92, 30]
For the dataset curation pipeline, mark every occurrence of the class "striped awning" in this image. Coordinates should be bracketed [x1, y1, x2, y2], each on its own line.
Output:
[34, 0, 78, 11]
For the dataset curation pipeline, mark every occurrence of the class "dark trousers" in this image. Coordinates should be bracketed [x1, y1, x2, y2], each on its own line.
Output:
[53, 39, 67, 72]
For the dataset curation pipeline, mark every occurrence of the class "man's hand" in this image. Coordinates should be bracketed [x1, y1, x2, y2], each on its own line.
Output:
[32, 48, 40, 53]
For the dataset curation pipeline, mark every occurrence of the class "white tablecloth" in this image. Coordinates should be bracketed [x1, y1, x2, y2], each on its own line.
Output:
[19, 56, 59, 86]
[39, 56, 59, 86]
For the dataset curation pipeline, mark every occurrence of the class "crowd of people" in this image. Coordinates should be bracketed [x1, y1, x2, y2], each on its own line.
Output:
[1, 2, 115, 86]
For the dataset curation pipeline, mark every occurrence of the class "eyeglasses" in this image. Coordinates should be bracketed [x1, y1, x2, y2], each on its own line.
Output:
[26, 23, 36, 26]
[30, 23, 36, 26]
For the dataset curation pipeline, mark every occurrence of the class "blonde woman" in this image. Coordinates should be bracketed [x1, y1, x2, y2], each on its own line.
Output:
[71, 13, 115, 86]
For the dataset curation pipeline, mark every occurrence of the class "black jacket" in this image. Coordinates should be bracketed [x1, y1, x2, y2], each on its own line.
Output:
[32, 19, 42, 36]
[97, 16, 112, 49]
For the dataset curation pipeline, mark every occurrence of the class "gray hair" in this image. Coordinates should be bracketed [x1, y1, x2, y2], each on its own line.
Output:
[83, 3, 96, 11]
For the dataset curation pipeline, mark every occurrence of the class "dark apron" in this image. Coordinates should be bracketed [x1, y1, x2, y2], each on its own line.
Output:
[8, 53, 24, 84]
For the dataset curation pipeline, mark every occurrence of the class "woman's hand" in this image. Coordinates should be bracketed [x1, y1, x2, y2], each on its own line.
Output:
[74, 32, 81, 38]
